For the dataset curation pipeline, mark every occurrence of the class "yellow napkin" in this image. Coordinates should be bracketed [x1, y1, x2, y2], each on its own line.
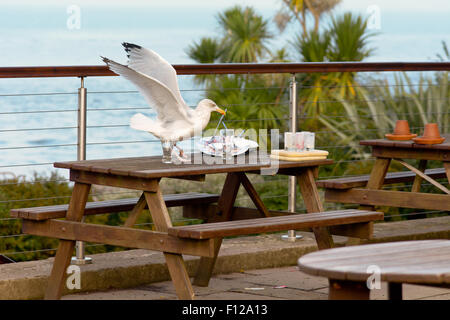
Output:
[269, 149, 328, 162]
[271, 149, 329, 157]
[270, 154, 328, 162]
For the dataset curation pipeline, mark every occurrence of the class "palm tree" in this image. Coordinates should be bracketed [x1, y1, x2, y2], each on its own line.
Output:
[217, 6, 272, 63]
[186, 37, 222, 63]
[327, 13, 375, 98]
[185, 6, 284, 132]
[206, 75, 288, 132]
[436, 41, 449, 61]
[328, 13, 374, 62]
[293, 13, 375, 122]
[185, 37, 223, 85]
[274, 0, 341, 36]
[292, 30, 333, 123]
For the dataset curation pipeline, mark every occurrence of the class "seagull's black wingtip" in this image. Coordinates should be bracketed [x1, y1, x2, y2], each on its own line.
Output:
[122, 42, 142, 52]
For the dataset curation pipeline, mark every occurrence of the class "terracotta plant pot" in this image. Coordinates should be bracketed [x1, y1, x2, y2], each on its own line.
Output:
[423, 123, 442, 138]
[412, 123, 445, 144]
[394, 120, 411, 135]
[385, 120, 417, 141]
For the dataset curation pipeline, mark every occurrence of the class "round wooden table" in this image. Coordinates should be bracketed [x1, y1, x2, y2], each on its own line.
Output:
[298, 240, 450, 300]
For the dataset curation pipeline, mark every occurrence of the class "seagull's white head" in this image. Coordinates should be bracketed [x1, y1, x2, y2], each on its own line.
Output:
[197, 99, 226, 116]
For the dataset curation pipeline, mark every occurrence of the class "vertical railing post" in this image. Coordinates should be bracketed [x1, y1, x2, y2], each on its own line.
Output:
[72, 76, 92, 265]
[281, 74, 303, 242]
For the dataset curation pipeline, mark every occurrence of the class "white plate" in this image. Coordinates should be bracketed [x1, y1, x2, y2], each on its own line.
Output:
[198, 136, 259, 157]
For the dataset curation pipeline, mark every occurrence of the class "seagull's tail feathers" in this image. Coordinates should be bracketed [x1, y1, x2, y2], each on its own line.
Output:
[130, 113, 156, 132]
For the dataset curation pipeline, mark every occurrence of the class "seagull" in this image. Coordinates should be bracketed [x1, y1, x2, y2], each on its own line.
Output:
[101, 43, 226, 159]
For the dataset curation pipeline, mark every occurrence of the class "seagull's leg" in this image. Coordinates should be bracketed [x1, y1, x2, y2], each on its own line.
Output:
[174, 143, 185, 158]
[173, 143, 190, 162]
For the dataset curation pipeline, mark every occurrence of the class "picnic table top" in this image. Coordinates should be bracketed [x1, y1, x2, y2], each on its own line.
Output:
[54, 154, 333, 179]
[298, 240, 450, 285]
[360, 133, 450, 150]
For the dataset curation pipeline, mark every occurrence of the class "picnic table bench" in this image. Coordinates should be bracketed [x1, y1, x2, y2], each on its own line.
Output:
[317, 135, 450, 211]
[11, 154, 383, 300]
[10, 192, 220, 223]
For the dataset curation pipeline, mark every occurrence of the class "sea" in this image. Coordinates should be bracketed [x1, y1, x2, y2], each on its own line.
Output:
[0, 4, 449, 178]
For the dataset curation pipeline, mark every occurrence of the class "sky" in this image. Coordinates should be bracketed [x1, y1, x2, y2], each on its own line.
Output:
[1, 0, 449, 65]
[4, 0, 450, 12]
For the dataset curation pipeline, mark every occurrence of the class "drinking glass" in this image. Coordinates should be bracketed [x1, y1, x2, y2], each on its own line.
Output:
[284, 132, 295, 151]
[294, 132, 305, 151]
[161, 140, 174, 163]
[304, 132, 315, 151]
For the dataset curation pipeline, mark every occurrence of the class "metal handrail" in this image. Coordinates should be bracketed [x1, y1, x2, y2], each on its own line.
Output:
[1, 61, 449, 78]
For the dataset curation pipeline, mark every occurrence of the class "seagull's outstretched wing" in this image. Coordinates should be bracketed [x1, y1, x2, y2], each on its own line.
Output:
[102, 57, 192, 123]
[122, 43, 188, 108]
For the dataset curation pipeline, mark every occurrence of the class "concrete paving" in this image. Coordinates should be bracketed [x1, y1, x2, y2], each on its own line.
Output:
[62, 265, 450, 300]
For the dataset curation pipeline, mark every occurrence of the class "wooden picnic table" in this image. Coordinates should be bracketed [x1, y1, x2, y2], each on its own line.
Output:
[14, 153, 384, 300]
[324, 134, 450, 211]
[39, 154, 339, 299]
[298, 240, 450, 300]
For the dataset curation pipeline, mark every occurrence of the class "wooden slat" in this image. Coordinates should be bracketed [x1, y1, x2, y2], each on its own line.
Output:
[175, 209, 374, 230]
[371, 146, 450, 161]
[54, 155, 333, 180]
[168, 210, 383, 240]
[70, 170, 160, 191]
[411, 160, 428, 193]
[360, 136, 450, 151]
[10, 192, 220, 221]
[325, 188, 450, 211]
[445, 162, 450, 183]
[394, 159, 450, 194]
[316, 168, 446, 190]
[183, 205, 375, 239]
[22, 219, 214, 257]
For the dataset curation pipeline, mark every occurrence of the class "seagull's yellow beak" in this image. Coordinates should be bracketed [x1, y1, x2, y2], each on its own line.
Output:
[214, 106, 226, 115]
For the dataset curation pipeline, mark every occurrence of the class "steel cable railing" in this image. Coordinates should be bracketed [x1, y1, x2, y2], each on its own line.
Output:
[0, 62, 448, 262]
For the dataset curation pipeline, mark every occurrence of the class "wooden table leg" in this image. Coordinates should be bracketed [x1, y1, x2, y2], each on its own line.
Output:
[388, 282, 403, 300]
[44, 182, 91, 300]
[359, 158, 391, 211]
[193, 173, 241, 287]
[411, 160, 428, 193]
[144, 187, 195, 300]
[329, 279, 370, 300]
[123, 193, 147, 228]
[238, 172, 270, 218]
[297, 167, 334, 249]
[444, 162, 450, 184]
